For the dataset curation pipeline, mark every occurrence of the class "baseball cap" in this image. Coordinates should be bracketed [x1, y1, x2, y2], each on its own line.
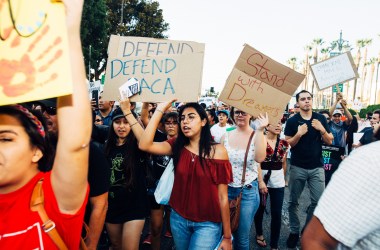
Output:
[112, 108, 125, 121]
[216, 110, 230, 118]
[332, 110, 342, 116]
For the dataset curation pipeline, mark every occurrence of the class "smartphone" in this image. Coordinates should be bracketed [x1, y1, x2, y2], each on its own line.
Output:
[92, 90, 99, 107]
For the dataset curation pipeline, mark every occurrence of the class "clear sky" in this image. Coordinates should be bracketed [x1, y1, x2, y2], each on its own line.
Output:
[157, 0, 380, 94]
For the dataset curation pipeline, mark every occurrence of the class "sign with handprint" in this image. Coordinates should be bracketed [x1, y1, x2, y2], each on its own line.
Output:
[0, 0, 72, 105]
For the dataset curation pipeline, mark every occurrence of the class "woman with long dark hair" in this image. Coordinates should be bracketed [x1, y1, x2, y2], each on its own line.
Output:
[139, 101, 233, 250]
[0, 1, 91, 248]
[104, 99, 149, 250]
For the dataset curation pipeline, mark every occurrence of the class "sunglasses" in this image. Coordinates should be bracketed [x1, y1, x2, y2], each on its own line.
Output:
[234, 110, 247, 116]
[95, 119, 102, 122]
[164, 121, 178, 126]
[44, 106, 57, 116]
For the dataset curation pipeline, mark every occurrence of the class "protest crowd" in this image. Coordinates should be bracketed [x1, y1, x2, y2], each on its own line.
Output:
[1, 1, 380, 250]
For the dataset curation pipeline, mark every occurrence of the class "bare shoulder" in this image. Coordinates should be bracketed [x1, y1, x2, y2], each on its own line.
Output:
[212, 144, 229, 160]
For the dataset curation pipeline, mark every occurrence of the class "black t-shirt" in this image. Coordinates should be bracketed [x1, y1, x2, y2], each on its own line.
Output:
[284, 112, 330, 169]
[84, 142, 111, 224]
[105, 143, 149, 223]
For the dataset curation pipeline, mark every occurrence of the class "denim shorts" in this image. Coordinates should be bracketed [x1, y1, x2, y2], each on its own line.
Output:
[170, 209, 222, 250]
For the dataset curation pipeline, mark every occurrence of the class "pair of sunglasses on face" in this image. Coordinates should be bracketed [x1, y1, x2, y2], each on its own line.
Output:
[34, 105, 57, 116]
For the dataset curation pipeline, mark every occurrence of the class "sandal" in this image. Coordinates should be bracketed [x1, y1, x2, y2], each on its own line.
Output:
[256, 236, 267, 248]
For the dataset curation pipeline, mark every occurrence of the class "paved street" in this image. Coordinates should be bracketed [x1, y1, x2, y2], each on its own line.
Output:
[139, 185, 311, 250]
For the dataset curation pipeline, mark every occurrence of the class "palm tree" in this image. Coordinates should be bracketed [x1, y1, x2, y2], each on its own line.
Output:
[367, 58, 377, 104]
[287, 57, 298, 70]
[359, 39, 373, 100]
[310, 38, 324, 96]
[375, 51, 380, 104]
[303, 45, 313, 91]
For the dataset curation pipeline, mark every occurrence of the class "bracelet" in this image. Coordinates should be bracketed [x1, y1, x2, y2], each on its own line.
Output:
[129, 121, 138, 128]
[156, 109, 164, 114]
[124, 113, 133, 117]
[321, 130, 326, 136]
[223, 235, 232, 240]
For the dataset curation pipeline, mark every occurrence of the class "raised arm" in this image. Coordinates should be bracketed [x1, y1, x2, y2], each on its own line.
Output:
[329, 93, 342, 116]
[140, 102, 150, 127]
[52, 0, 92, 214]
[139, 100, 176, 155]
[341, 99, 353, 125]
[253, 113, 268, 163]
[119, 98, 144, 142]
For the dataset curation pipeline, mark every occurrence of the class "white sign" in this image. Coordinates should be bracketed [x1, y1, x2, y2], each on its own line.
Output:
[310, 52, 359, 90]
[119, 78, 140, 98]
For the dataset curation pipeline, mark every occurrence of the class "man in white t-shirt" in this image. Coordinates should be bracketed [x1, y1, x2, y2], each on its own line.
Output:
[301, 141, 380, 249]
[210, 110, 231, 143]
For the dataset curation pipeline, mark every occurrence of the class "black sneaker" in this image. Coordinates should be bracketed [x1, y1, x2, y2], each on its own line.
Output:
[286, 233, 299, 248]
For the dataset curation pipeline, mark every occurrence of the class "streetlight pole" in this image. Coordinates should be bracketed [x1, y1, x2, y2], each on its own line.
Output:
[120, 0, 125, 25]
[88, 45, 91, 82]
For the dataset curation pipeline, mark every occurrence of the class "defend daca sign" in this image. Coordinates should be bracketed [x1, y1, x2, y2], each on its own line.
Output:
[219, 44, 305, 124]
[102, 35, 205, 102]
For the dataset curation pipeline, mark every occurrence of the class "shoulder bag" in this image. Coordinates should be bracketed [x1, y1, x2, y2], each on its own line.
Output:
[229, 131, 255, 233]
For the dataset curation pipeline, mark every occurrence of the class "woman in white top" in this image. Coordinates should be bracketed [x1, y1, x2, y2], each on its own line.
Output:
[221, 108, 268, 250]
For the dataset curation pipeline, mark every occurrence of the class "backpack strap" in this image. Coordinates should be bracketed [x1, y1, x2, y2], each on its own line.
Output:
[30, 178, 69, 250]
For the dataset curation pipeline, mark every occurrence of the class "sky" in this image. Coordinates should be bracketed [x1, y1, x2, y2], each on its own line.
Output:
[157, 0, 380, 94]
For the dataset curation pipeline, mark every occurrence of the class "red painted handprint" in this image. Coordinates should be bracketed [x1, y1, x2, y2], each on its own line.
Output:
[0, 0, 63, 97]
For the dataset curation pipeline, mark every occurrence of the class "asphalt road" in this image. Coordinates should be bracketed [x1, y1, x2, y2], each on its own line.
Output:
[139, 185, 311, 250]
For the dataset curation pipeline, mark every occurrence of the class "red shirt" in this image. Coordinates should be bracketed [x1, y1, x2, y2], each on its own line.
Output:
[0, 172, 88, 249]
[167, 138, 233, 222]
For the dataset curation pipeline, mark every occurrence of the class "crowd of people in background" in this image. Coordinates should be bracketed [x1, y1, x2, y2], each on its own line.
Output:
[1, 1, 380, 249]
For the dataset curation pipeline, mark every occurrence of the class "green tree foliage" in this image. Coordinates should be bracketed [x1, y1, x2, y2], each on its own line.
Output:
[81, 0, 109, 80]
[81, 0, 169, 80]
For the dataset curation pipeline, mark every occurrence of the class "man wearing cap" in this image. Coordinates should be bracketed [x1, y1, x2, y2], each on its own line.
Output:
[210, 109, 231, 143]
[328, 94, 352, 147]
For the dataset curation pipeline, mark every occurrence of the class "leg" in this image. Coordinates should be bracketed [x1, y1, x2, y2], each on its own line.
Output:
[254, 194, 267, 247]
[105, 223, 123, 250]
[170, 209, 192, 250]
[288, 165, 307, 234]
[188, 221, 222, 249]
[150, 206, 164, 250]
[164, 206, 172, 237]
[231, 181, 260, 250]
[121, 219, 145, 250]
[268, 187, 284, 249]
[305, 168, 325, 227]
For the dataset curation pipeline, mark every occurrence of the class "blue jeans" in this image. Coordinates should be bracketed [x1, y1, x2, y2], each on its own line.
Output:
[228, 180, 260, 250]
[170, 209, 222, 250]
[288, 165, 325, 234]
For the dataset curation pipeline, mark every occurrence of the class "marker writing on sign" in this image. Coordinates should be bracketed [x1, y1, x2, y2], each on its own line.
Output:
[246, 53, 290, 88]
[122, 41, 194, 57]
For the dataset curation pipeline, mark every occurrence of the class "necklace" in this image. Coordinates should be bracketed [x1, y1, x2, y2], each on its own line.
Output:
[190, 152, 196, 162]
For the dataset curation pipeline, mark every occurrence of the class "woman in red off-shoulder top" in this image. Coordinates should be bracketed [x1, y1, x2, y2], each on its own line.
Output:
[139, 101, 233, 250]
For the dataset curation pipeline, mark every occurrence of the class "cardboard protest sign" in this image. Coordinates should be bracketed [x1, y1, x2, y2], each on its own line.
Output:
[322, 145, 345, 185]
[310, 52, 359, 90]
[0, 0, 73, 106]
[102, 35, 205, 102]
[219, 44, 305, 124]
